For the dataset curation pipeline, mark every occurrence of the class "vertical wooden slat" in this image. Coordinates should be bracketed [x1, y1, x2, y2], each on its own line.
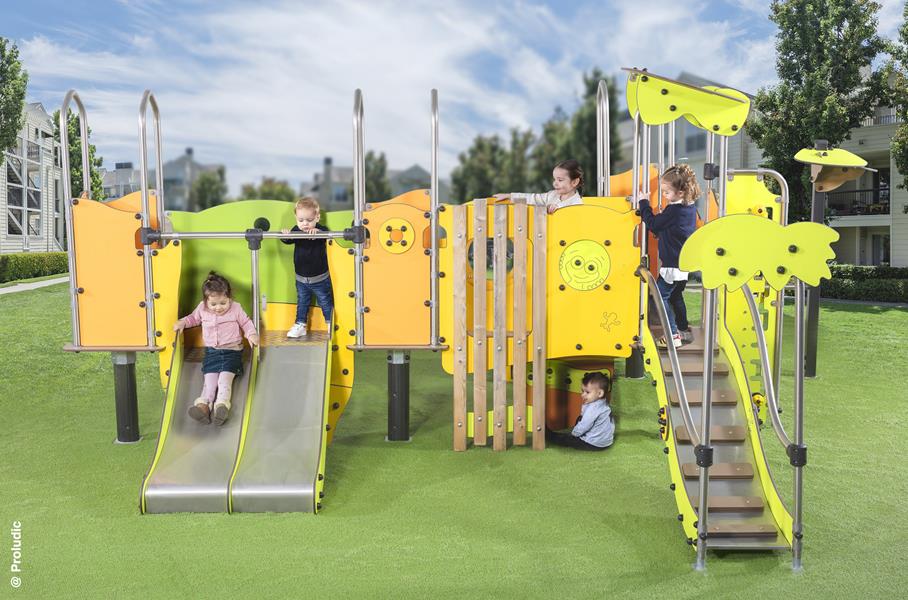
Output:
[452, 205, 468, 451]
[532, 205, 547, 450]
[472, 198, 488, 446]
[512, 201, 528, 445]
[492, 204, 508, 451]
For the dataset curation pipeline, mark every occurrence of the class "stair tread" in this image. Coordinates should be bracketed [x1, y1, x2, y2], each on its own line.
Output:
[682, 462, 754, 479]
[707, 522, 778, 537]
[692, 495, 764, 512]
[663, 355, 729, 376]
[675, 425, 746, 443]
[669, 388, 737, 406]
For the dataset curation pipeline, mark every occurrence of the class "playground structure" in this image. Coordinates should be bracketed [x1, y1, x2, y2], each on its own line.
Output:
[58, 68, 841, 571]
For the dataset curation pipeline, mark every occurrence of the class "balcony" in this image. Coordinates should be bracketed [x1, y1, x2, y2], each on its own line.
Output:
[827, 188, 890, 217]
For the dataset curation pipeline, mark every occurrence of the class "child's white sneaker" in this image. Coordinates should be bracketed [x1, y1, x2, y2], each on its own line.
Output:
[287, 322, 307, 338]
[672, 333, 683, 348]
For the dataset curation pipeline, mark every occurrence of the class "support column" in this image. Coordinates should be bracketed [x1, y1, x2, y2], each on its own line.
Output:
[805, 140, 828, 378]
[112, 351, 141, 443]
[387, 351, 411, 441]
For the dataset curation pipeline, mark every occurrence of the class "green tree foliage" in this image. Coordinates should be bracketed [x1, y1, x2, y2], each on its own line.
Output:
[0, 38, 28, 153]
[885, 3, 908, 190]
[189, 168, 227, 211]
[450, 134, 508, 203]
[528, 107, 570, 190]
[240, 176, 296, 202]
[746, 0, 887, 222]
[52, 109, 105, 200]
[364, 150, 392, 202]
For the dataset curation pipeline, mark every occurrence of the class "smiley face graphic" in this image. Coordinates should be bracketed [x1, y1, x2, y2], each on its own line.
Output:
[558, 240, 610, 291]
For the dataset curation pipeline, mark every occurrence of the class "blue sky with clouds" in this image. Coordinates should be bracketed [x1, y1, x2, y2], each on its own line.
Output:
[4, 0, 905, 194]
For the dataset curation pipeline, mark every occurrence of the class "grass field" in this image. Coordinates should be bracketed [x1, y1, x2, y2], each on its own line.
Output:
[1, 282, 906, 598]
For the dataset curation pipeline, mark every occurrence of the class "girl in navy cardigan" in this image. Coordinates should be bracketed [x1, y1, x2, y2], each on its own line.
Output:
[638, 164, 701, 348]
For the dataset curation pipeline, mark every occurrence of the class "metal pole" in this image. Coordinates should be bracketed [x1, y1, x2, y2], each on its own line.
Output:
[695, 287, 716, 571]
[251, 247, 261, 335]
[60, 90, 91, 347]
[139, 90, 163, 348]
[112, 352, 140, 443]
[597, 80, 611, 196]
[668, 121, 676, 165]
[793, 280, 806, 570]
[352, 90, 366, 347]
[430, 89, 440, 346]
[387, 351, 411, 441]
[717, 137, 728, 216]
[626, 113, 645, 379]
[657, 124, 665, 206]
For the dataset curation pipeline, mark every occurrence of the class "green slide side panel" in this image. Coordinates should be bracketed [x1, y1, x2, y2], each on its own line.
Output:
[679, 215, 839, 290]
[169, 201, 352, 314]
[625, 69, 749, 136]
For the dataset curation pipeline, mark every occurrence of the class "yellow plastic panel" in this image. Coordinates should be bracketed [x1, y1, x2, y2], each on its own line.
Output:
[625, 69, 749, 136]
[152, 231, 183, 387]
[72, 198, 148, 346]
[362, 190, 431, 345]
[680, 215, 839, 290]
[794, 147, 867, 167]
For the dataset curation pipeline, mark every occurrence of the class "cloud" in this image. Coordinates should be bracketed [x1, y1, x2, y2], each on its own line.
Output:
[18, 0, 785, 196]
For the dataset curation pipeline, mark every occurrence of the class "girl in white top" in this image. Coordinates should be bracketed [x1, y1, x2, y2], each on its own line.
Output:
[494, 159, 584, 213]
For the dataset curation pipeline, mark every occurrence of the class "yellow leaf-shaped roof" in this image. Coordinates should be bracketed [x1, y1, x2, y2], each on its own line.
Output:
[679, 215, 839, 290]
[624, 69, 749, 137]
[794, 147, 867, 167]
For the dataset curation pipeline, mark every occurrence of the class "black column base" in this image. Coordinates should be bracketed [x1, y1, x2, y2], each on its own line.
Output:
[112, 352, 141, 443]
[387, 351, 410, 441]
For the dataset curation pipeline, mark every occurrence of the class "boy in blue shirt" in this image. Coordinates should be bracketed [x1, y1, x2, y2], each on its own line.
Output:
[546, 372, 614, 450]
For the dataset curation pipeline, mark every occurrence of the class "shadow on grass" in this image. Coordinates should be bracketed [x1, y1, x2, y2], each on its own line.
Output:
[819, 300, 908, 315]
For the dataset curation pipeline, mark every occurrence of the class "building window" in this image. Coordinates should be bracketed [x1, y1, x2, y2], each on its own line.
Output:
[5, 135, 43, 238]
[686, 131, 706, 153]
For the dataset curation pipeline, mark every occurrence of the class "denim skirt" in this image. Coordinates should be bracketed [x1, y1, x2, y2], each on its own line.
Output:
[202, 347, 244, 375]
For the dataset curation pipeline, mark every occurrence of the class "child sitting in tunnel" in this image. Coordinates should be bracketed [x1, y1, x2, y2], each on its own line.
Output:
[546, 371, 614, 450]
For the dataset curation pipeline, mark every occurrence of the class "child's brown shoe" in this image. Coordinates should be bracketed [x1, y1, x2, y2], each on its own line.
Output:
[188, 402, 210, 424]
[212, 402, 230, 426]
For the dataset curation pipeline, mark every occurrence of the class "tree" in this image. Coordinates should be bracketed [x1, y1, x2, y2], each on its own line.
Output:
[885, 3, 908, 191]
[52, 109, 105, 200]
[0, 37, 28, 153]
[568, 71, 623, 195]
[746, 0, 887, 222]
[364, 150, 392, 202]
[240, 176, 296, 202]
[450, 134, 509, 203]
[501, 128, 535, 193]
[528, 107, 570, 190]
[189, 168, 227, 211]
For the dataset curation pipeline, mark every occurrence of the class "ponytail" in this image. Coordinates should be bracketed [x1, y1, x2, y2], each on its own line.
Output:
[202, 271, 232, 300]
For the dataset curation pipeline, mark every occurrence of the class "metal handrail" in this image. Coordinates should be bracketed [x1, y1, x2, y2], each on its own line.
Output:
[138, 90, 165, 347]
[352, 90, 366, 347]
[596, 80, 610, 196]
[741, 287, 793, 448]
[726, 167, 789, 395]
[637, 267, 700, 447]
[430, 89, 440, 346]
[60, 90, 92, 347]
[156, 230, 349, 241]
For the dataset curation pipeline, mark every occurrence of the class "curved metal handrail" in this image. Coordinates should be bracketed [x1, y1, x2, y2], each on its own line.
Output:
[430, 89, 440, 346]
[741, 287, 793, 449]
[352, 89, 365, 346]
[637, 267, 701, 447]
[60, 90, 91, 347]
[138, 90, 164, 348]
[596, 80, 610, 196]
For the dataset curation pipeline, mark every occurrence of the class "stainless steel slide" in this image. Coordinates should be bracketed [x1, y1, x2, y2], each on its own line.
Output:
[230, 333, 330, 513]
[141, 344, 252, 513]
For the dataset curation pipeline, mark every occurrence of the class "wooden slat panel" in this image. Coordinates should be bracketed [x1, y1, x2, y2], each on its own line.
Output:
[452, 205, 468, 451]
[512, 201, 528, 445]
[532, 205, 547, 450]
[492, 204, 508, 451]
[472, 199, 488, 446]
[675, 425, 746, 443]
[681, 463, 754, 479]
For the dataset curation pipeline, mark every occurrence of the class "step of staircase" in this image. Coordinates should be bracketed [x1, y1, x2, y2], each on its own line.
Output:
[669, 388, 737, 406]
[682, 462, 754, 479]
[692, 496, 764, 512]
[675, 425, 746, 444]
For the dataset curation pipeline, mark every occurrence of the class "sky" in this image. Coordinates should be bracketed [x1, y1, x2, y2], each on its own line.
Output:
[3, 0, 906, 195]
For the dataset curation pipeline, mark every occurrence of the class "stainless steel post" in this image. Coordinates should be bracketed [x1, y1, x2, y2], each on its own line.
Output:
[626, 113, 645, 379]
[139, 90, 164, 347]
[668, 121, 676, 165]
[793, 280, 806, 570]
[430, 89, 440, 346]
[352, 90, 366, 346]
[60, 90, 92, 347]
[695, 287, 716, 571]
[657, 124, 665, 206]
[597, 80, 611, 196]
[251, 247, 261, 336]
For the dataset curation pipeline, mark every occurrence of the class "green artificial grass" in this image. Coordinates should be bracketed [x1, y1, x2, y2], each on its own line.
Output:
[1, 283, 906, 598]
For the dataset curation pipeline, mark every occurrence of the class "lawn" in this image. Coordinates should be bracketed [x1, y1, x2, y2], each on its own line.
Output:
[1, 283, 906, 598]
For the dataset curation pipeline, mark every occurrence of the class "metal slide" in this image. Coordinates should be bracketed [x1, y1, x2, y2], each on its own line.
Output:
[230, 332, 331, 513]
[141, 331, 332, 514]
[646, 316, 793, 551]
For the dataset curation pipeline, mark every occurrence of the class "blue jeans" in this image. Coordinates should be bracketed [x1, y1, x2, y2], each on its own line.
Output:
[656, 276, 686, 335]
[295, 277, 334, 324]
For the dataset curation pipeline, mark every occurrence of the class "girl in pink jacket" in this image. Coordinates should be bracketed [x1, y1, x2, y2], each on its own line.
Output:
[174, 272, 259, 425]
